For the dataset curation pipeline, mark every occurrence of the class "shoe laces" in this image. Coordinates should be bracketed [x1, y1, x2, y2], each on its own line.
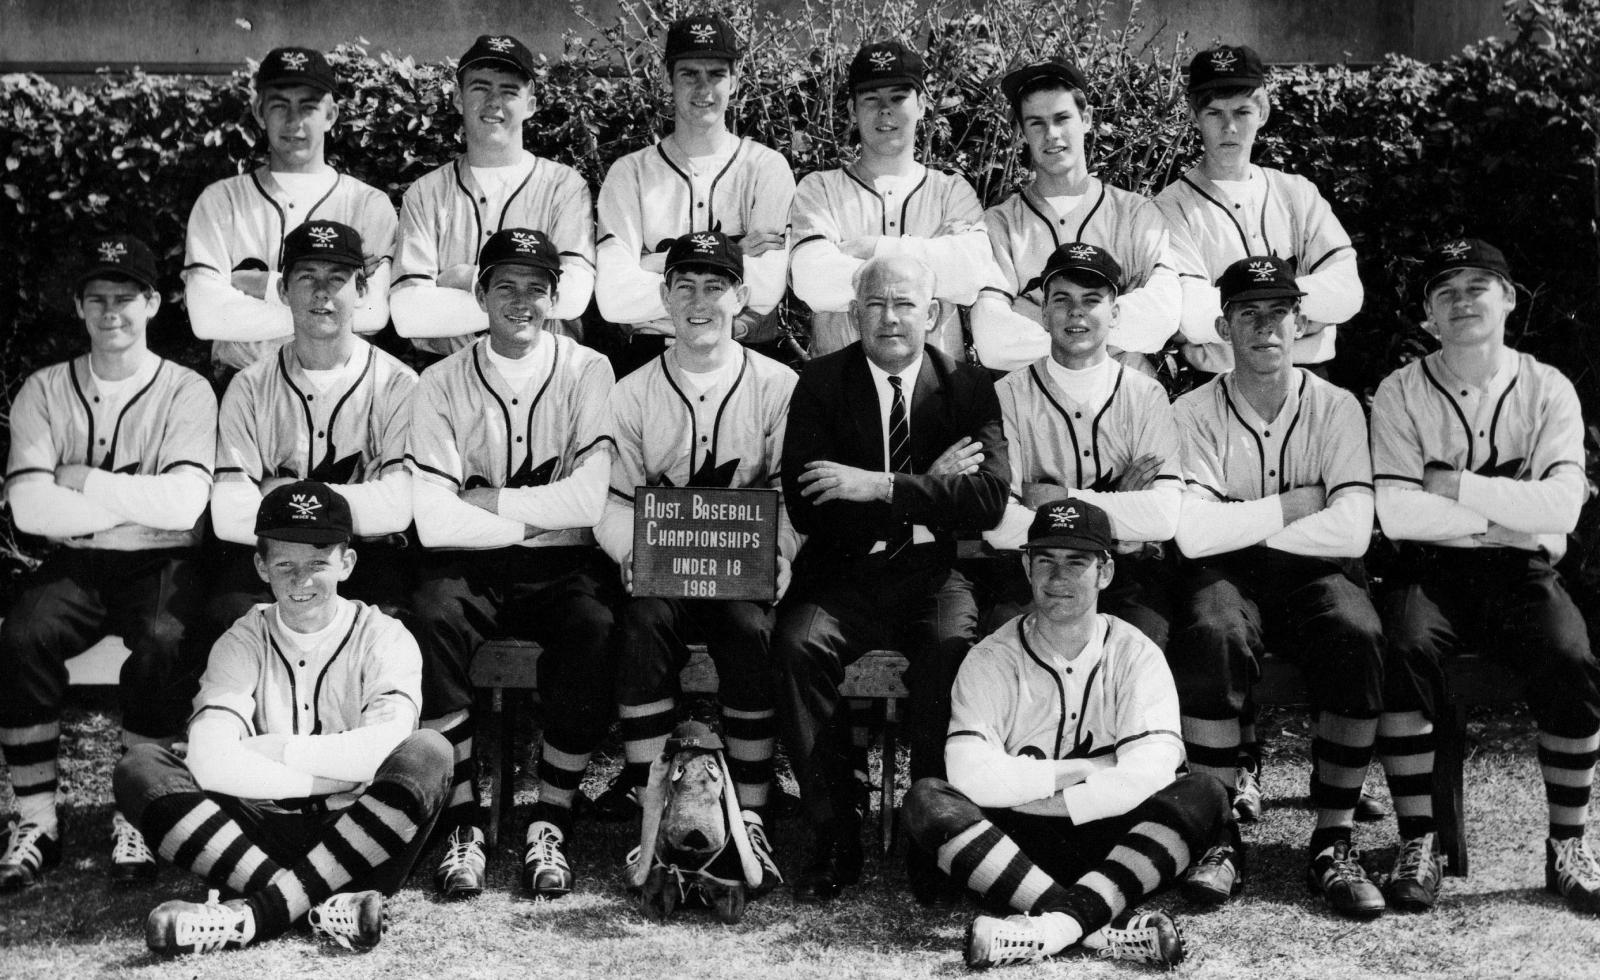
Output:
[1094, 913, 1181, 965]
[0, 820, 49, 871]
[172, 889, 251, 953]
[1321, 844, 1371, 886]
[111, 813, 155, 866]
[742, 814, 784, 886]
[1391, 836, 1440, 883]
[1197, 842, 1235, 869]
[973, 915, 1048, 966]
[440, 827, 486, 876]
[524, 825, 569, 873]
[1552, 838, 1600, 888]
[308, 892, 380, 950]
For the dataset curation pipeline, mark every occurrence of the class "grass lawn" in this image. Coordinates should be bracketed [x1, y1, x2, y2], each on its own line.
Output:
[3, 694, 1599, 979]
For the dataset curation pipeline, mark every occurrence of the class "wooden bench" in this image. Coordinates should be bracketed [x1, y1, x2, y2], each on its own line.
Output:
[468, 640, 910, 849]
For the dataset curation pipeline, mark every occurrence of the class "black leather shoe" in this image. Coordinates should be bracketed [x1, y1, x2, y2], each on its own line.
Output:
[905, 844, 963, 908]
[794, 823, 863, 903]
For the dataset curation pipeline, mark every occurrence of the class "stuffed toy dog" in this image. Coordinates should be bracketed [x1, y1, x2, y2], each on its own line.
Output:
[628, 720, 774, 923]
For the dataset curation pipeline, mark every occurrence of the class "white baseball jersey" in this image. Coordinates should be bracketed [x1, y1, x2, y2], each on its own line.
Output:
[391, 153, 595, 355]
[988, 358, 1182, 551]
[982, 178, 1181, 357]
[1153, 164, 1361, 370]
[594, 349, 798, 567]
[184, 167, 398, 370]
[1371, 349, 1588, 560]
[946, 613, 1183, 824]
[790, 163, 998, 361]
[406, 334, 615, 549]
[5, 355, 217, 550]
[596, 136, 794, 335]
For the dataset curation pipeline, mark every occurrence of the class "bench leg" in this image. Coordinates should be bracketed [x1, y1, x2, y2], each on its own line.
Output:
[1433, 702, 1469, 877]
[484, 688, 504, 850]
[879, 698, 898, 857]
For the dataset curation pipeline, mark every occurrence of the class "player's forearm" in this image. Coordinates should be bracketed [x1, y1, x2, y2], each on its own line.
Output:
[188, 729, 321, 799]
[1109, 271, 1183, 354]
[969, 295, 1049, 372]
[497, 453, 608, 530]
[211, 479, 263, 545]
[413, 478, 524, 549]
[80, 470, 209, 531]
[550, 260, 596, 322]
[281, 716, 415, 784]
[1175, 494, 1283, 558]
[594, 496, 635, 568]
[872, 230, 994, 304]
[352, 262, 393, 336]
[981, 500, 1036, 552]
[946, 736, 1058, 809]
[1295, 257, 1362, 326]
[390, 282, 487, 338]
[743, 248, 789, 316]
[185, 273, 294, 342]
[329, 470, 413, 537]
[1176, 278, 1225, 346]
[1071, 483, 1182, 544]
[1458, 468, 1585, 534]
[7, 480, 124, 537]
[1060, 740, 1183, 825]
[1375, 485, 1490, 541]
[1265, 489, 1373, 557]
[789, 240, 861, 312]
[595, 240, 668, 324]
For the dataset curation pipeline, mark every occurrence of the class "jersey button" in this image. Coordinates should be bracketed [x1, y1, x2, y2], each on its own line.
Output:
[301, 704, 309, 711]
[306, 393, 314, 401]
[1268, 469, 1276, 477]
[1264, 430, 1271, 437]
[317, 431, 325, 439]
[511, 398, 518, 405]
[888, 222, 896, 229]
[1074, 411, 1082, 419]
[516, 436, 524, 443]
[1070, 712, 1077, 719]
[98, 438, 106, 445]
[701, 436, 709, 443]
[299, 660, 306, 667]
[1082, 450, 1090, 458]
[697, 202, 705, 209]
[93, 397, 100, 404]
[1461, 390, 1469, 396]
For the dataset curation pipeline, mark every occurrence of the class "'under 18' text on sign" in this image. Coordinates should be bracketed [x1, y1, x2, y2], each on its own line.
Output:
[631, 486, 779, 601]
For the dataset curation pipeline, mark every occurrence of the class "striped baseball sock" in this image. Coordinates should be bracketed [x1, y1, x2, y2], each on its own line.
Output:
[1180, 715, 1239, 794]
[618, 699, 676, 794]
[140, 793, 283, 896]
[1309, 712, 1379, 852]
[247, 779, 432, 940]
[721, 706, 774, 810]
[422, 709, 476, 831]
[1538, 727, 1600, 841]
[936, 819, 1074, 914]
[534, 730, 592, 831]
[1377, 711, 1436, 839]
[0, 721, 61, 835]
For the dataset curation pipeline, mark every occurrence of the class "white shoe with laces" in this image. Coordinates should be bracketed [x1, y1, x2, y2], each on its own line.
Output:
[110, 811, 157, 884]
[1547, 836, 1600, 914]
[308, 890, 386, 950]
[522, 821, 573, 898]
[1082, 910, 1188, 966]
[742, 810, 783, 897]
[964, 913, 1053, 969]
[145, 888, 254, 956]
[434, 825, 486, 898]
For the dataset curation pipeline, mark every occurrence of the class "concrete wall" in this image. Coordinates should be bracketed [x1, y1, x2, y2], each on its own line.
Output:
[0, 0, 1511, 76]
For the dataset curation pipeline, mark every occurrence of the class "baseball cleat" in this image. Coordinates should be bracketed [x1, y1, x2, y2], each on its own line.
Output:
[1233, 764, 1262, 823]
[1383, 832, 1444, 912]
[964, 913, 1052, 969]
[1181, 840, 1244, 906]
[308, 890, 386, 950]
[110, 811, 158, 885]
[521, 821, 573, 898]
[434, 825, 487, 898]
[1546, 837, 1600, 915]
[742, 811, 783, 898]
[145, 889, 254, 955]
[1083, 910, 1188, 966]
[0, 818, 60, 893]
[1308, 840, 1386, 919]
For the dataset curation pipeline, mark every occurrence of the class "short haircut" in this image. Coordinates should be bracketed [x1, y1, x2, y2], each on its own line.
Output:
[255, 536, 348, 560]
[853, 254, 937, 302]
[75, 273, 155, 301]
[665, 262, 740, 288]
[1009, 77, 1089, 125]
[1189, 84, 1269, 113]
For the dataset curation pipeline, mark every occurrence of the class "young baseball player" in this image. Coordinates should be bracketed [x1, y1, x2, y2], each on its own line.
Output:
[1373, 239, 1600, 914]
[592, 231, 795, 888]
[594, 14, 794, 377]
[390, 35, 595, 363]
[982, 242, 1181, 646]
[790, 39, 1010, 363]
[1152, 45, 1361, 376]
[208, 221, 417, 634]
[975, 59, 1182, 372]
[0, 235, 216, 892]
[407, 228, 617, 898]
[184, 47, 395, 377]
[1170, 255, 1429, 918]
[902, 500, 1223, 969]
[116, 481, 451, 955]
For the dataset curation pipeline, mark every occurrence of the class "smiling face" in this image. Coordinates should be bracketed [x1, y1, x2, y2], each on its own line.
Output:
[852, 84, 924, 158]
[278, 258, 365, 341]
[1025, 548, 1113, 626]
[75, 276, 158, 356]
[477, 264, 556, 355]
[852, 257, 938, 374]
[1220, 297, 1298, 377]
[1017, 86, 1090, 180]
[254, 537, 356, 632]
[660, 267, 746, 353]
[455, 66, 534, 151]
[1425, 268, 1515, 347]
[1043, 274, 1118, 368]
[253, 84, 337, 173]
[1192, 90, 1267, 172]
[668, 57, 736, 132]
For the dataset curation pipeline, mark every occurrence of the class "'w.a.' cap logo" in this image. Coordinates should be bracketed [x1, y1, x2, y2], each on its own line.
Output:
[1210, 48, 1238, 72]
[1048, 504, 1080, 529]
[869, 49, 898, 71]
[511, 231, 542, 251]
[1248, 259, 1277, 282]
[690, 232, 719, 252]
[278, 50, 309, 71]
[1441, 240, 1471, 259]
[288, 493, 322, 519]
[1067, 243, 1097, 260]
[689, 22, 717, 44]
[97, 240, 127, 263]
[307, 225, 339, 246]
[486, 36, 514, 52]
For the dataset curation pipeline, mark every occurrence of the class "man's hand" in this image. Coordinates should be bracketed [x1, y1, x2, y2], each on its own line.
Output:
[775, 556, 792, 602]
[929, 437, 984, 477]
[935, 218, 977, 237]
[620, 563, 634, 595]
[799, 460, 889, 504]
[739, 228, 786, 258]
[1114, 453, 1163, 492]
[1478, 522, 1538, 550]
[1423, 465, 1463, 501]
[242, 733, 291, 763]
[1279, 485, 1327, 524]
[231, 270, 271, 299]
[260, 476, 298, 497]
[438, 264, 478, 292]
[1022, 482, 1070, 510]
[54, 464, 93, 492]
[641, 252, 669, 275]
[839, 237, 878, 261]
[461, 486, 499, 514]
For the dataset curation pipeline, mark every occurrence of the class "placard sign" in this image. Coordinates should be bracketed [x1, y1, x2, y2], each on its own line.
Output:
[632, 486, 780, 600]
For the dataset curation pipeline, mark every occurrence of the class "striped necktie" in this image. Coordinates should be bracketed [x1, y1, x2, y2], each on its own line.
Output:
[886, 375, 912, 558]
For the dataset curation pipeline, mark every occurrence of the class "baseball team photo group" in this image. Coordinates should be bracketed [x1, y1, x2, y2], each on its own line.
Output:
[2, 1, 1599, 977]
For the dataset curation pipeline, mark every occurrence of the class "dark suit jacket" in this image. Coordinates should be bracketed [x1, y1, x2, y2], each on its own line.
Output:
[782, 342, 1009, 571]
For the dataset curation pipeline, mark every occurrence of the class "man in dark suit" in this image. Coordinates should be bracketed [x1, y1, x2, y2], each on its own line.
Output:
[774, 254, 1010, 902]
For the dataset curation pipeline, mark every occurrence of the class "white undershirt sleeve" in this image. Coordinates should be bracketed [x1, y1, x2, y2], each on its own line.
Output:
[80, 470, 209, 531]
[390, 282, 487, 339]
[280, 716, 414, 784]
[945, 734, 1058, 809]
[1265, 489, 1373, 557]
[353, 261, 392, 336]
[1060, 738, 1184, 825]
[594, 496, 634, 570]
[7, 479, 123, 537]
[1068, 483, 1182, 545]
[1174, 494, 1284, 558]
[969, 295, 1051, 372]
[413, 478, 525, 549]
[495, 451, 608, 531]
[329, 469, 412, 538]
[1376, 485, 1490, 541]
[1458, 467, 1586, 535]
[212, 478, 263, 545]
[187, 714, 320, 799]
[788, 238, 861, 313]
[184, 270, 294, 343]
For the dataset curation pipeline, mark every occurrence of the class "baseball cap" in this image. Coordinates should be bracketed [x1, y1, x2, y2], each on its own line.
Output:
[1000, 57, 1091, 114]
[281, 221, 365, 273]
[1216, 255, 1305, 305]
[255, 47, 338, 96]
[848, 40, 927, 93]
[664, 719, 725, 755]
[477, 228, 562, 285]
[1023, 499, 1114, 553]
[255, 481, 353, 545]
[75, 234, 160, 293]
[1187, 44, 1267, 94]
[1035, 241, 1124, 297]
[457, 34, 536, 80]
[1419, 238, 1514, 296]
[664, 231, 744, 283]
[664, 15, 741, 64]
